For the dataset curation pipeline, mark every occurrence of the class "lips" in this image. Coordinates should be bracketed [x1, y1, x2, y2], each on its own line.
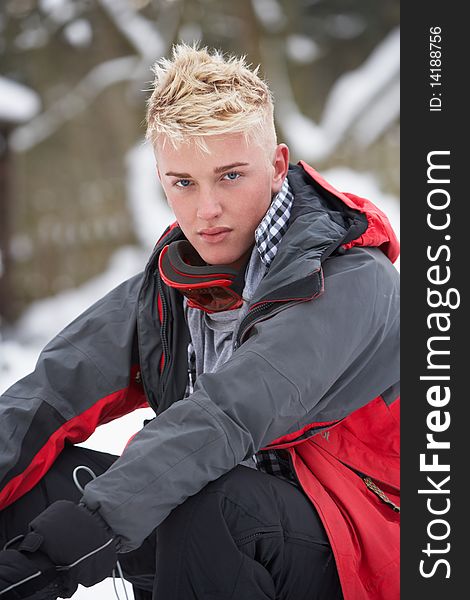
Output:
[199, 227, 232, 243]
[200, 227, 232, 235]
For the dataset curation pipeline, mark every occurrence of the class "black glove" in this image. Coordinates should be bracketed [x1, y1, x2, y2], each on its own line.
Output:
[0, 500, 118, 599]
[0, 549, 59, 600]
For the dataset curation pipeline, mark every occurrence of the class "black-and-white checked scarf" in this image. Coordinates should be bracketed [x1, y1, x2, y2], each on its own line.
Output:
[255, 176, 294, 268]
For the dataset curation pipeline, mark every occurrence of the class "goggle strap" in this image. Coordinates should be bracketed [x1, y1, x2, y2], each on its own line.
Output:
[168, 241, 239, 277]
[158, 240, 249, 310]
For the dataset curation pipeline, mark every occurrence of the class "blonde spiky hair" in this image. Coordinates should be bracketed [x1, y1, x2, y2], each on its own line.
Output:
[145, 43, 277, 155]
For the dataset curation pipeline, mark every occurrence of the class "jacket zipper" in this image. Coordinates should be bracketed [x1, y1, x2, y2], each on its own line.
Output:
[235, 301, 299, 349]
[234, 303, 270, 349]
[136, 272, 160, 413]
[234, 529, 330, 547]
[156, 274, 170, 400]
[338, 461, 400, 513]
[363, 476, 400, 513]
[236, 283, 324, 348]
[234, 531, 276, 545]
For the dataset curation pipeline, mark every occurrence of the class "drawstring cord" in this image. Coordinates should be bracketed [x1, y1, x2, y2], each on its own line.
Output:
[72, 466, 130, 600]
[2, 534, 25, 551]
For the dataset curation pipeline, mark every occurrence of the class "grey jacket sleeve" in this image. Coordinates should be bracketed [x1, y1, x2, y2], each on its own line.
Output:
[0, 274, 144, 504]
[82, 247, 400, 551]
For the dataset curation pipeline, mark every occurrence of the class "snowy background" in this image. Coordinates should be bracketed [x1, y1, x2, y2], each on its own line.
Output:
[1, 1, 399, 598]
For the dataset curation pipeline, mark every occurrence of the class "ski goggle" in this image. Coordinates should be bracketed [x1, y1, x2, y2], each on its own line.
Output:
[158, 240, 245, 313]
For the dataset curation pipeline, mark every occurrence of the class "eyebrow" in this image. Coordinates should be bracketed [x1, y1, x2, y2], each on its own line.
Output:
[214, 161, 249, 174]
[165, 162, 249, 178]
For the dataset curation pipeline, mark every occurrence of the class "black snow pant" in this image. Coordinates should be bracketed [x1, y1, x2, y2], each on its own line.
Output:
[0, 445, 343, 600]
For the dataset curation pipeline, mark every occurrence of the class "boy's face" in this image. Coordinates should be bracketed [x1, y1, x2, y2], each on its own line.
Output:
[155, 133, 289, 270]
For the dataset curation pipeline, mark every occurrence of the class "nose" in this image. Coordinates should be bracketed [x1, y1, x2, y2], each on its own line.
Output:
[196, 190, 223, 221]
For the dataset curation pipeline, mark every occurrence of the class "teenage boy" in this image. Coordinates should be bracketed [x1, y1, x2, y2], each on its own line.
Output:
[0, 44, 400, 600]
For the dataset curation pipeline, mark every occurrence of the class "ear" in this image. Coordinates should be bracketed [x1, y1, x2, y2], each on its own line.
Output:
[271, 144, 290, 194]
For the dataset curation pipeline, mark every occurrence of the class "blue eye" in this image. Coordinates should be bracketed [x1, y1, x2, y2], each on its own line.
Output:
[224, 172, 240, 181]
[175, 179, 191, 188]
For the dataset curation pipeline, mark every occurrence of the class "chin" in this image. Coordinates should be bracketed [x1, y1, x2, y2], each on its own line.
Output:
[200, 251, 236, 266]
[190, 237, 252, 269]
[194, 245, 238, 266]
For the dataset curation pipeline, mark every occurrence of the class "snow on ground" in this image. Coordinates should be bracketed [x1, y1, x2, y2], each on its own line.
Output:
[63, 576, 134, 600]
[0, 148, 399, 598]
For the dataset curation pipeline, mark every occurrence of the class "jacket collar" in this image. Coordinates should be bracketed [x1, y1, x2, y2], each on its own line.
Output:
[250, 162, 399, 305]
[298, 161, 399, 262]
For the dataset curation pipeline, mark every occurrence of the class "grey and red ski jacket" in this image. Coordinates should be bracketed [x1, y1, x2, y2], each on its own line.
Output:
[0, 162, 400, 600]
